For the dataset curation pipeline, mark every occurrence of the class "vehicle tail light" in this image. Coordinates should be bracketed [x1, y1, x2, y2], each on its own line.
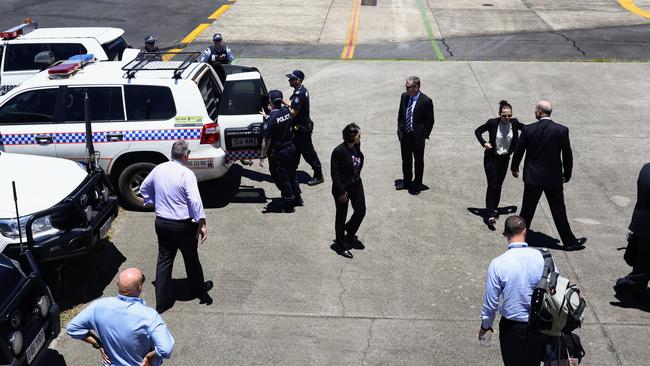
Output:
[200, 122, 220, 144]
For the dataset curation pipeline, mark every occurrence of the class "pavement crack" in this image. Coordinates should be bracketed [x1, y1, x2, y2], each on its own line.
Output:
[441, 38, 454, 57]
[318, 0, 335, 44]
[467, 62, 495, 115]
[361, 319, 375, 365]
[550, 31, 587, 56]
[338, 260, 349, 317]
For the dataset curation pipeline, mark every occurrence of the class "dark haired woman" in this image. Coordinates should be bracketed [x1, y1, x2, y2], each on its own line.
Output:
[474, 100, 525, 230]
[331, 123, 365, 258]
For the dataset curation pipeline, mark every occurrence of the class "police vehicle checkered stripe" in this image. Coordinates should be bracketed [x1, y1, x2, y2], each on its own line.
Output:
[225, 150, 260, 161]
[0, 129, 200, 146]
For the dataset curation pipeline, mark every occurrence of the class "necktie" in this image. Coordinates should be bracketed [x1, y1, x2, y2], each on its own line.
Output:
[405, 97, 414, 133]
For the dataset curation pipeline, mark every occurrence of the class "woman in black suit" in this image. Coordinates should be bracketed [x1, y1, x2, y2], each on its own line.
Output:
[474, 100, 525, 230]
[331, 123, 365, 259]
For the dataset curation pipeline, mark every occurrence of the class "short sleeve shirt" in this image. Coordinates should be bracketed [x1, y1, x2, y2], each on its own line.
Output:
[290, 86, 310, 126]
[263, 106, 293, 148]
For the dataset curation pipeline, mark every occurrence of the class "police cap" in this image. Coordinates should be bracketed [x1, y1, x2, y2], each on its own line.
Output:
[144, 35, 156, 44]
[212, 33, 223, 41]
[268, 90, 283, 104]
[285, 70, 305, 81]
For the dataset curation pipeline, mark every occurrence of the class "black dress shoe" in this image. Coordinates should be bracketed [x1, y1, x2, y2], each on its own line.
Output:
[307, 176, 324, 186]
[564, 237, 587, 251]
[203, 280, 214, 293]
[408, 187, 421, 195]
[340, 250, 353, 259]
[396, 181, 410, 190]
[487, 217, 497, 231]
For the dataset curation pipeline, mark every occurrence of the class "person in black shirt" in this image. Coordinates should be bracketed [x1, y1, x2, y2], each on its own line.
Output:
[260, 90, 301, 213]
[474, 100, 525, 230]
[331, 123, 365, 259]
[286, 69, 324, 186]
[138, 35, 162, 61]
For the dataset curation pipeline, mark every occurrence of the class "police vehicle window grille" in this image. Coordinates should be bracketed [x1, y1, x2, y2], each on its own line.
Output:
[4, 43, 87, 72]
[124, 85, 176, 121]
[0, 88, 58, 124]
[64, 87, 125, 122]
[219, 79, 261, 116]
[198, 72, 220, 121]
[102, 37, 128, 61]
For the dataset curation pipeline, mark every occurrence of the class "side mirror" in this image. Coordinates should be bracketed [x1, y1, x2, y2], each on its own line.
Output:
[34, 51, 55, 70]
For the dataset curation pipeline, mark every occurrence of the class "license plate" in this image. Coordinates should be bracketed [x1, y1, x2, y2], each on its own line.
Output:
[26, 327, 45, 364]
[230, 137, 258, 148]
[99, 215, 114, 239]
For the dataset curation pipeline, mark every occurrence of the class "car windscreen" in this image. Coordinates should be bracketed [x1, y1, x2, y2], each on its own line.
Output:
[219, 79, 265, 116]
[4, 43, 88, 71]
[102, 37, 128, 61]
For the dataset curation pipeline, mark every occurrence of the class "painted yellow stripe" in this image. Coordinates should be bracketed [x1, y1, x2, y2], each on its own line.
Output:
[341, 0, 362, 59]
[162, 48, 182, 61]
[209, 4, 232, 19]
[181, 23, 210, 44]
[619, 0, 650, 19]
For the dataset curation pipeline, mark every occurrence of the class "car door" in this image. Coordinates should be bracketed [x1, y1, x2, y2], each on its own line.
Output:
[0, 87, 63, 157]
[55, 85, 128, 171]
[215, 71, 269, 161]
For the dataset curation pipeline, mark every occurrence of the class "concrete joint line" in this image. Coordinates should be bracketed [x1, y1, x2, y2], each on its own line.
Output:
[318, 0, 335, 44]
[467, 62, 495, 115]
[549, 31, 587, 56]
[361, 319, 375, 365]
[338, 260, 350, 317]
[441, 38, 453, 58]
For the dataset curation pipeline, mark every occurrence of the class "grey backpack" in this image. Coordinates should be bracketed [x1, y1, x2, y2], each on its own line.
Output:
[529, 249, 587, 336]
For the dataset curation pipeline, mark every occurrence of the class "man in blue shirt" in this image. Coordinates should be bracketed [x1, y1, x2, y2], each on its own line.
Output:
[479, 215, 548, 365]
[67, 268, 174, 366]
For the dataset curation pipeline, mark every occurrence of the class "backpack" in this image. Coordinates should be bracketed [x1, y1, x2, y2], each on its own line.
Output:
[529, 248, 587, 336]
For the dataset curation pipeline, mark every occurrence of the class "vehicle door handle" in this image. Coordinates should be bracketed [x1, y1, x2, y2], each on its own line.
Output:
[105, 133, 124, 141]
[34, 134, 53, 144]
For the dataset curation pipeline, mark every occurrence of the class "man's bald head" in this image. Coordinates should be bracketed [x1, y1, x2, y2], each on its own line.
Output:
[117, 267, 145, 296]
[536, 100, 553, 117]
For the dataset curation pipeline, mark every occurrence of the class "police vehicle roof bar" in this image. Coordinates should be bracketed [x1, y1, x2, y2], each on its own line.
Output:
[122, 51, 201, 80]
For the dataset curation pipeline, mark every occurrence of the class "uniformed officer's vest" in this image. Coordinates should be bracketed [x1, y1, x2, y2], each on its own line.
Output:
[208, 45, 229, 64]
[266, 107, 293, 149]
[290, 86, 310, 127]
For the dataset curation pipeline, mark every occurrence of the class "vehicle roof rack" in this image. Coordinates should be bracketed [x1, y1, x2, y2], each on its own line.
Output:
[121, 51, 201, 80]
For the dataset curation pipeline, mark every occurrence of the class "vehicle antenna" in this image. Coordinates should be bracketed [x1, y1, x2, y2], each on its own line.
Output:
[84, 92, 96, 174]
[12, 181, 25, 253]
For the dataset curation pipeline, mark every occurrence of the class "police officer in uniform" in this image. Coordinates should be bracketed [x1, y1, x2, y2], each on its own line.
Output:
[139, 35, 162, 61]
[285, 69, 324, 186]
[201, 33, 234, 65]
[260, 90, 301, 213]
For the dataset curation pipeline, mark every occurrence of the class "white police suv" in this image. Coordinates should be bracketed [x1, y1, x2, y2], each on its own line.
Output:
[1, 20, 129, 95]
[0, 51, 268, 209]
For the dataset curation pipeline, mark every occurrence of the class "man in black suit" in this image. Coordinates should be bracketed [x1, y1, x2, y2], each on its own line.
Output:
[510, 100, 586, 250]
[396, 76, 435, 195]
[614, 163, 650, 304]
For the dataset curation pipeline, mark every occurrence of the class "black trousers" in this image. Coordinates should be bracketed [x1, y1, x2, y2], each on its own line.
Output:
[269, 144, 300, 201]
[294, 128, 322, 176]
[484, 153, 510, 217]
[520, 184, 577, 245]
[618, 237, 650, 294]
[399, 132, 425, 187]
[499, 318, 546, 366]
[334, 179, 366, 249]
[154, 217, 205, 311]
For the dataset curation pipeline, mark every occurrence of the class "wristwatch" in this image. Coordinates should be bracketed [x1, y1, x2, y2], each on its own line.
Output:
[92, 343, 102, 349]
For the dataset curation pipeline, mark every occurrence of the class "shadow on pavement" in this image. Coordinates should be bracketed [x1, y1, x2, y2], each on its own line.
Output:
[40, 349, 67, 366]
[43, 240, 126, 311]
[526, 230, 564, 250]
[199, 164, 268, 208]
[467, 206, 518, 230]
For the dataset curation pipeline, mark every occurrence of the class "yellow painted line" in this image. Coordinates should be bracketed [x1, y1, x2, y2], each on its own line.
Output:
[619, 0, 650, 19]
[181, 23, 210, 44]
[162, 48, 182, 61]
[209, 4, 232, 19]
[341, 0, 362, 60]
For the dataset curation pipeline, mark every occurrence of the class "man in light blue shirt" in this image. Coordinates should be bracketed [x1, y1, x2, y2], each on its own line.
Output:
[479, 215, 548, 365]
[67, 268, 174, 366]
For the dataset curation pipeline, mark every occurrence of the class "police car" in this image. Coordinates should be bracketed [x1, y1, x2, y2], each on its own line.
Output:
[0, 50, 268, 209]
[0, 150, 118, 263]
[0, 19, 129, 95]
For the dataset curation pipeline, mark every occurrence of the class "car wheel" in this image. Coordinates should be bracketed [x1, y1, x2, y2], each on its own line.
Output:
[118, 162, 156, 211]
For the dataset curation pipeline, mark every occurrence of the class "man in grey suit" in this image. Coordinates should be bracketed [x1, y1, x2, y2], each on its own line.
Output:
[396, 76, 435, 195]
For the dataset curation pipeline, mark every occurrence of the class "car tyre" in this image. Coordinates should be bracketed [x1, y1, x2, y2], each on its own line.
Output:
[118, 162, 156, 211]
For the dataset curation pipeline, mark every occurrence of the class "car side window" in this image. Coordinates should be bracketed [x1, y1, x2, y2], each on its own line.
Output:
[64, 87, 125, 122]
[4, 43, 87, 72]
[197, 70, 221, 121]
[124, 85, 176, 120]
[0, 88, 59, 124]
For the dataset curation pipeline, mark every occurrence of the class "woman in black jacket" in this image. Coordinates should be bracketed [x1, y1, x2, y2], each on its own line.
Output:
[474, 100, 525, 230]
[331, 123, 365, 259]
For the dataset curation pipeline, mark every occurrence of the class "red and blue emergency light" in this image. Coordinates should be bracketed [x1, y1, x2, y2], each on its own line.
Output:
[47, 54, 96, 78]
[0, 19, 38, 40]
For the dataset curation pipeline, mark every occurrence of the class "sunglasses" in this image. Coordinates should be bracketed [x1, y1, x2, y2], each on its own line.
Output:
[405, 85, 416, 90]
[501, 114, 512, 118]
